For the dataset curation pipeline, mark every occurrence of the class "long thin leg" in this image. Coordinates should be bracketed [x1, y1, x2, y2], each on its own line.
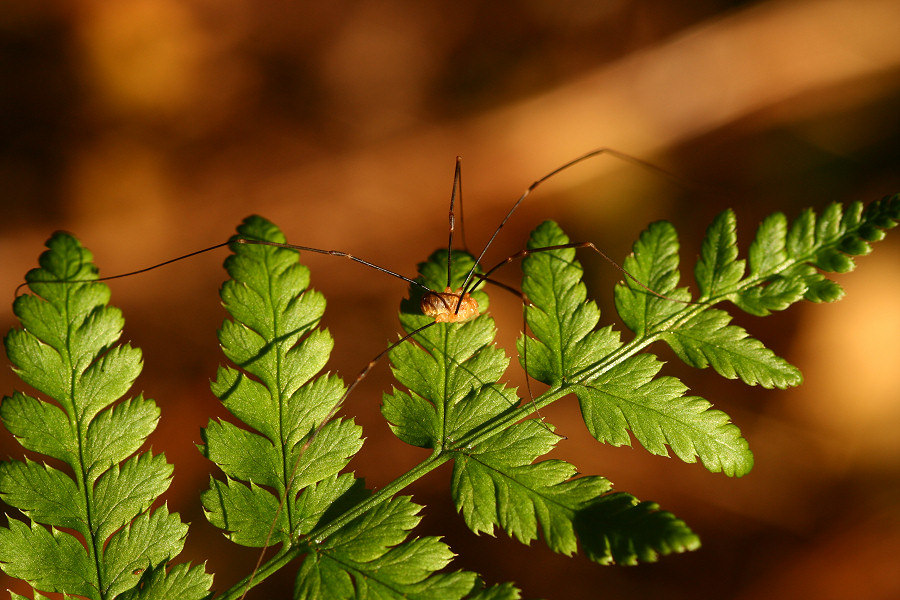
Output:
[446, 157, 462, 288]
[16, 237, 434, 298]
[478, 276, 532, 305]
[459, 148, 695, 295]
[235, 238, 432, 294]
[466, 241, 694, 305]
[14, 238, 431, 296]
[457, 157, 468, 253]
[14, 241, 234, 296]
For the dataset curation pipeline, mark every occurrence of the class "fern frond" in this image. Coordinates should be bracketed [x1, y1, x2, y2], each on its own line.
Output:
[663, 308, 801, 388]
[383, 249, 515, 449]
[7, 195, 892, 597]
[519, 221, 753, 476]
[517, 197, 899, 479]
[467, 582, 523, 600]
[575, 492, 700, 565]
[617, 218, 801, 388]
[200, 215, 363, 547]
[452, 416, 697, 564]
[117, 562, 215, 600]
[701, 198, 900, 312]
[384, 243, 698, 565]
[0, 233, 210, 599]
[205, 217, 488, 599]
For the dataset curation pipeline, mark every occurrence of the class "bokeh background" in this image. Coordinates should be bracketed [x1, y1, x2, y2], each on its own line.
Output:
[2, 1, 900, 598]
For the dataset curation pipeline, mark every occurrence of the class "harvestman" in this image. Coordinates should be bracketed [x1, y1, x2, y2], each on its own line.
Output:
[16, 148, 691, 596]
[28, 147, 685, 398]
[230, 149, 694, 597]
[19, 148, 685, 410]
[250, 150, 686, 420]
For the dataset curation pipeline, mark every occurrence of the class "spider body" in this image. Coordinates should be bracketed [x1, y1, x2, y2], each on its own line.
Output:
[420, 287, 479, 323]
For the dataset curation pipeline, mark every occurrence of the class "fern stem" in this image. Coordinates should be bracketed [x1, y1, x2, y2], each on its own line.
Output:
[313, 452, 450, 539]
[449, 386, 571, 452]
[64, 281, 106, 597]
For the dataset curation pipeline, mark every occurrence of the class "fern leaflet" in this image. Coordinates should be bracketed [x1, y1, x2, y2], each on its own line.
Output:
[0, 233, 210, 599]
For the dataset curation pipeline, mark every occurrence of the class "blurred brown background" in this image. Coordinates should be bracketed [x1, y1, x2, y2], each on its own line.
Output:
[2, 1, 900, 598]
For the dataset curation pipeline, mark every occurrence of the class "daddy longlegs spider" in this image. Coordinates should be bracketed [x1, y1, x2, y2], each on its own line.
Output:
[14, 148, 693, 597]
[231, 149, 695, 597]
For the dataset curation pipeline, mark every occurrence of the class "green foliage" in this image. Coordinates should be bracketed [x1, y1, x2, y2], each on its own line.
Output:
[293, 495, 476, 599]
[0, 234, 210, 599]
[2, 195, 897, 598]
[385, 238, 699, 565]
[201, 217, 483, 599]
[518, 197, 899, 479]
[199, 216, 362, 548]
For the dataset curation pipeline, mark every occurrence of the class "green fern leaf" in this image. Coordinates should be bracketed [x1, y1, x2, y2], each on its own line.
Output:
[573, 353, 752, 476]
[748, 212, 790, 276]
[575, 492, 700, 565]
[118, 562, 214, 600]
[294, 496, 477, 599]
[520, 221, 753, 476]
[662, 308, 801, 388]
[200, 215, 363, 547]
[467, 583, 523, 600]
[695, 209, 745, 300]
[452, 420, 614, 555]
[735, 212, 807, 315]
[613, 220, 690, 336]
[0, 518, 94, 597]
[383, 248, 520, 450]
[517, 198, 900, 479]
[518, 227, 616, 384]
[0, 233, 210, 599]
[733, 197, 900, 311]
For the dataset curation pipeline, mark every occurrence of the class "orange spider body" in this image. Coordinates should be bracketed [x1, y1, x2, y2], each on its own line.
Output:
[420, 287, 479, 323]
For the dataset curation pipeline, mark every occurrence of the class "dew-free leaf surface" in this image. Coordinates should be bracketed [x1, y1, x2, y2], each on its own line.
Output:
[1, 233, 210, 599]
